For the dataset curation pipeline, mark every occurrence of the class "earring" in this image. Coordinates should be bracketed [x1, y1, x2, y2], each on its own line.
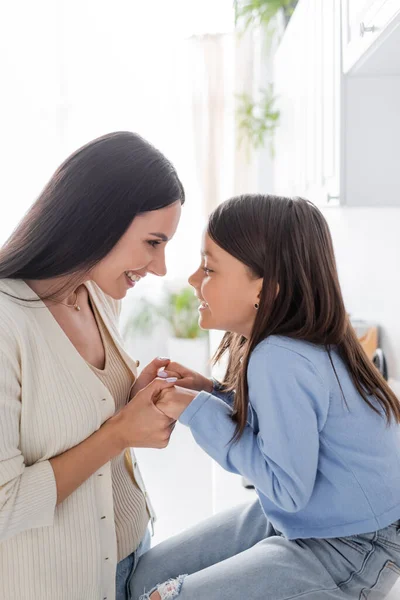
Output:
[254, 303, 259, 310]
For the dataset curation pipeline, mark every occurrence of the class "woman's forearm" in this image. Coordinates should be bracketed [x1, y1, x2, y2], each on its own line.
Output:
[50, 420, 122, 505]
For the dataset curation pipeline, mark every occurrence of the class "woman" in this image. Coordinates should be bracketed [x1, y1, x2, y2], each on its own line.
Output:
[0, 131, 184, 600]
[130, 195, 400, 600]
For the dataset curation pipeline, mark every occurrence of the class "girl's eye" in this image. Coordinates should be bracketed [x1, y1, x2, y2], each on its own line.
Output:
[202, 267, 213, 275]
[148, 240, 161, 248]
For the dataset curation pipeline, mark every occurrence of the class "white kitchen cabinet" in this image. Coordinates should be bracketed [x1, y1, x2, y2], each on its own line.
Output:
[274, 0, 341, 206]
[273, 0, 400, 206]
[342, 0, 400, 74]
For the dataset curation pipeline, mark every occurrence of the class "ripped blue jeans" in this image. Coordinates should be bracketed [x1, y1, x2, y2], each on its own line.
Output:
[129, 500, 400, 600]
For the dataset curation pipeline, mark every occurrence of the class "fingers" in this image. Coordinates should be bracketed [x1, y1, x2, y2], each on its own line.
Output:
[164, 361, 186, 374]
[145, 357, 171, 375]
[141, 376, 178, 398]
[157, 368, 181, 379]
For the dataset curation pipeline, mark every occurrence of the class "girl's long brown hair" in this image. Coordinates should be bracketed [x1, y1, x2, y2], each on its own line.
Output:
[209, 195, 400, 440]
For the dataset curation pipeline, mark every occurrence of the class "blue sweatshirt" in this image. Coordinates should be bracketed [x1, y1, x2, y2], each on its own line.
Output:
[179, 336, 400, 539]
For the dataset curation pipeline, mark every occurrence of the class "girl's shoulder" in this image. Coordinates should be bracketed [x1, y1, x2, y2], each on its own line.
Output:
[253, 335, 327, 365]
[250, 335, 332, 390]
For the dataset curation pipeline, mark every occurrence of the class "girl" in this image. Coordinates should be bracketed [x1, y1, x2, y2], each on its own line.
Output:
[0, 131, 184, 600]
[129, 194, 400, 600]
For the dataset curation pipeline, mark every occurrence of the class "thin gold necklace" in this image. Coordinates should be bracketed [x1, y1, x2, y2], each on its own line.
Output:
[53, 291, 81, 311]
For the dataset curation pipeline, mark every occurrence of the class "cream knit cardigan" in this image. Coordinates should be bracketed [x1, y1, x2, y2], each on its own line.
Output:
[0, 278, 155, 600]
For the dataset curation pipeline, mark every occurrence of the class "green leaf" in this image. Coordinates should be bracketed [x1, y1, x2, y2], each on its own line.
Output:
[236, 84, 280, 157]
[123, 286, 207, 341]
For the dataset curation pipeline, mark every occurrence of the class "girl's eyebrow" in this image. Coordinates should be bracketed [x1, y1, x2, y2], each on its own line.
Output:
[149, 232, 169, 242]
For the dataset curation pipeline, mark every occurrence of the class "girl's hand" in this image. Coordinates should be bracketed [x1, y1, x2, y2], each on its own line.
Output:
[109, 378, 177, 450]
[157, 361, 213, 394]
[156, 385, 198, 420]
[131, 357, 179, 396]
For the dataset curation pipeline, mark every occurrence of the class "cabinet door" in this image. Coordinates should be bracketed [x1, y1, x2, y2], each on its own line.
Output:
[273, 0, 340, 205]
[342, 0, 400, 73]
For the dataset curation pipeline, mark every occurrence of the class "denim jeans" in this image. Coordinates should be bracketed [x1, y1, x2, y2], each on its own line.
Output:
[116, 528, 151, 600]
[129, 500, 400, 600]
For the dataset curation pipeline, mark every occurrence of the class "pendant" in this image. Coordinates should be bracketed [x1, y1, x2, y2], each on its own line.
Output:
[74, 304, 81, 311]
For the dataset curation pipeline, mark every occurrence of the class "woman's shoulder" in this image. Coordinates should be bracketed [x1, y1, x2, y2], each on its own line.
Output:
[0, 279, 30, 320]
[0, 281, 25, 353]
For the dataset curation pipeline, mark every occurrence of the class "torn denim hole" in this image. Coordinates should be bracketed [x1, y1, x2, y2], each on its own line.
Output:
[139, 574, 188, 600]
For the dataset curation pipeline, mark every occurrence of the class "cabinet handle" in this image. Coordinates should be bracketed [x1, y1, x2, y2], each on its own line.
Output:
[327, 193, 340, 204]
[360, 22, 376, 37]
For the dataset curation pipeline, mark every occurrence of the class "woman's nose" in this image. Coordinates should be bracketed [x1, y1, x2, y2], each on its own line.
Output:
[150, 252, 167, 277]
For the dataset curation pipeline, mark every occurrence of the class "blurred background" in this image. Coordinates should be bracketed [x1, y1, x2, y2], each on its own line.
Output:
[1, 6, 400, 588]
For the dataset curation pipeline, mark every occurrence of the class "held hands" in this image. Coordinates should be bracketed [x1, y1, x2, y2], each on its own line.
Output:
[110, 356, 210, 451]
[155, 385, 199, 421]
[131, 355, 201, 421]
[131, 357, 174, 396]
[156, 360, 213, 394]
[109, 378, 177, 451]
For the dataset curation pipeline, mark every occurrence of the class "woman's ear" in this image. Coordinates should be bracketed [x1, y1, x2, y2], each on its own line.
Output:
[276, 283, 280, 298]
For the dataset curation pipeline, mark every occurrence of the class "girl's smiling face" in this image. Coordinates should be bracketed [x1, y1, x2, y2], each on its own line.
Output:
[188, 232, 263, 338]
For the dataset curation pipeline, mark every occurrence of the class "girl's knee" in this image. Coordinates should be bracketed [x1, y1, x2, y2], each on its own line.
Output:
[138, 575, 188, 600]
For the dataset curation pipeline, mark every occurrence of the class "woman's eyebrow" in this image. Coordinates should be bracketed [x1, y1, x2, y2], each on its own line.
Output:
[149, 232, 169, 242]
[201, 250, 216, 260]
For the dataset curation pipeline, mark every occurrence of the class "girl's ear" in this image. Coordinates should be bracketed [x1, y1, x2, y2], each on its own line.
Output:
[276, 283, 280, 299]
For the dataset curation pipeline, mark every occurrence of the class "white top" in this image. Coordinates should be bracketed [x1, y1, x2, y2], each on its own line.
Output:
[0, 278, 155, 600]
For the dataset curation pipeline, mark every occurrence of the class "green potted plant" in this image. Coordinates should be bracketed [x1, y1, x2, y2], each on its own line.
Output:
[123, 286, 210, 375]
[236, 83, 280, 157]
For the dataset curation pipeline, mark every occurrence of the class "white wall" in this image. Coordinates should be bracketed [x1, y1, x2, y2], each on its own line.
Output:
[322, 206, 400, 382]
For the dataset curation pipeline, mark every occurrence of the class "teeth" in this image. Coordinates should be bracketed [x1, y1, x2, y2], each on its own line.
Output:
[200, 301, 209, 308]
[125, 271, 141, 283]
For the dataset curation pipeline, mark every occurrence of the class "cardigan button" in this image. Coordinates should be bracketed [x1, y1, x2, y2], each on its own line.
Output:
[101, 398, 107, 402]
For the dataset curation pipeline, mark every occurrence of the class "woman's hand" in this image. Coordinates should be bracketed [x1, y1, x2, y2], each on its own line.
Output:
[157, 361, 213, 394]
[108, 378, 177, 451]
[131, 357, 178, 396]
[156, 385, 198, 420]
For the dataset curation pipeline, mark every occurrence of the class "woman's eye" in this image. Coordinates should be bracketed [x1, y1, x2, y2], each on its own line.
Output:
[202, 267, 212, 275]
[148, 240, 161, 248]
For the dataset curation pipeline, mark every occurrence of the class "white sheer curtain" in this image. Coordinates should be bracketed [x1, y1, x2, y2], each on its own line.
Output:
[188, 28, 266, 218]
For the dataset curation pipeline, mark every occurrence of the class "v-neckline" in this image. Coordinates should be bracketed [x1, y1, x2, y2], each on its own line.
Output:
[87, 293, 108, 373]
[9, 278, 137, 403]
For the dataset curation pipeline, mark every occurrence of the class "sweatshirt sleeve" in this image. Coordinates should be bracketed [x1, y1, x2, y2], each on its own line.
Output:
[0, 326, 57, 542]
[179, 341, 329, 513]
[211, 378, 235, 408]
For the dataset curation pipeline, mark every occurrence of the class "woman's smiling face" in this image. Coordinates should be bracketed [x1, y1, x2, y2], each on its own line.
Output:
[188, 231, 263, 338]
[90, 201, 182, 299]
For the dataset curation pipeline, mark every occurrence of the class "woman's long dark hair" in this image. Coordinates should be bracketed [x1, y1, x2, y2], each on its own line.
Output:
[210, 195, 400, 440]
[0, 131, 185, 300]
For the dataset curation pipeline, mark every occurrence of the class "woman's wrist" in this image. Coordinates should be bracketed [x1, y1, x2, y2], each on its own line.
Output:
[101, 414, 128, 456]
